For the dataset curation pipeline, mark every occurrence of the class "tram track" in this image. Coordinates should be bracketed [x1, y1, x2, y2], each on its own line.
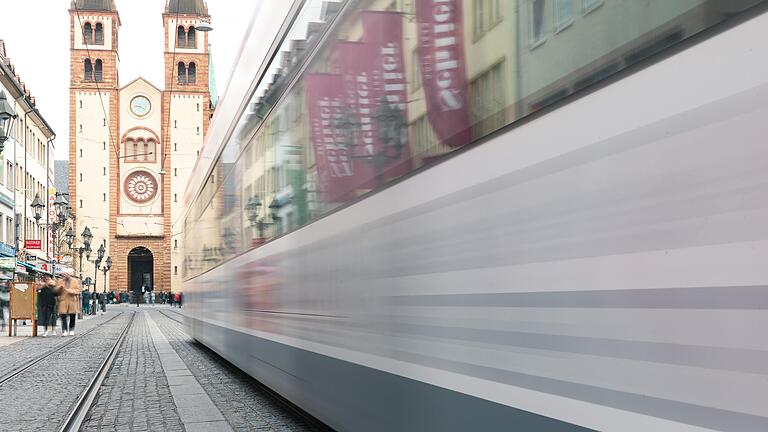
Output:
[0, 312, 123, 386]
[58, 312, 136, 432]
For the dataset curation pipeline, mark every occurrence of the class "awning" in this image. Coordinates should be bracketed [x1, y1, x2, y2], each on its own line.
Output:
[17, 261, 53, 276]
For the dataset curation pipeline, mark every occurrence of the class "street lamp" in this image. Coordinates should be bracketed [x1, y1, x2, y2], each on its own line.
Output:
[336, 97, 407, 187]
[82, 226, 93, 249]
[0, 91, 18, 155]
[31, 193, 44, 223]
[65, 227, 75, 249]
[246, 195, 264, 240]
[196, 20, 213, 32]
[102, 256, 112, 293]
[78, 226, 92, 281]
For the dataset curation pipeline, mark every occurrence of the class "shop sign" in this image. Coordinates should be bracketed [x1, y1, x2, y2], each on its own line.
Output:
[25, 240, 42, 250]
[0, 242, 15, 257]
[0, 257, 15, 271]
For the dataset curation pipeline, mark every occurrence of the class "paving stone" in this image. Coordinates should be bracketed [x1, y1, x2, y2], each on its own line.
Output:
[80, 312, 184, 432]
[151, 309, 324, 432]
[0, 312, 132, 432]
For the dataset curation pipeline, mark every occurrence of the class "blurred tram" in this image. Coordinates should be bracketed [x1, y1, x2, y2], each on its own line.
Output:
[183, 1, 768, 430]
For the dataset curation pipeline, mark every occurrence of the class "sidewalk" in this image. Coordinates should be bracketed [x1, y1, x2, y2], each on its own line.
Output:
[0, 309, 105, 347]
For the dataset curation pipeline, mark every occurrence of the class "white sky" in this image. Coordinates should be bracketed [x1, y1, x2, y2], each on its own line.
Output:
[0, 0, 259, 159]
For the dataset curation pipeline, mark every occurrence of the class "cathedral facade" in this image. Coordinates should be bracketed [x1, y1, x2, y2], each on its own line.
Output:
[68, 0, 211, 293]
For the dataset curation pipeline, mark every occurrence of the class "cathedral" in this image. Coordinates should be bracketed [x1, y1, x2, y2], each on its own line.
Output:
[68, 0, 212, 293]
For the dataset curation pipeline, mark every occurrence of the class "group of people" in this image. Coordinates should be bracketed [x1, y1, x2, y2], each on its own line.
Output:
[2, 273, 184, 337]
[37, 269, 82, 337]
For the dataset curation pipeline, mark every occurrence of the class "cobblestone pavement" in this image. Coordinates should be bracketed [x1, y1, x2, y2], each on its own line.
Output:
[0, 312, 119, 378]
[81, 311, 185, 432]
[0, 312, 133, 432]
[152, 309, 324, 432]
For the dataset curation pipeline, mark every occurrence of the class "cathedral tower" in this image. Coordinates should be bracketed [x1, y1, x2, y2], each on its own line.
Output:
[163, 0, 212, 292]
[68, 0, 212, 295]
[69, 0, 119, 288]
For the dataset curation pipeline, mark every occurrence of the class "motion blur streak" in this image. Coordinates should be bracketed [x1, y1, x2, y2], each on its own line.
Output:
[182, 1, 768, 431]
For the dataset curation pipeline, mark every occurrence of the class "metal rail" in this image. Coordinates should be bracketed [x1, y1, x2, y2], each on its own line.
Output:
[58, 312, 136, 432]
[0, 312, 123, 386]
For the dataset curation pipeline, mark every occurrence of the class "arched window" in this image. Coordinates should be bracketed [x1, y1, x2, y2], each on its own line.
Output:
[94, 59, 103, 81]
[84, 59, 93, 81]
[125, 139, 136, 161]
[187, 26, 197, 48]
[177, 26, 187, 48]
[146, 140, 157, 162]
[188, 62, 197, 84]
[94, 22, 104, 45]
[83, 22, 93, 44]
[178, 62, 187, 84]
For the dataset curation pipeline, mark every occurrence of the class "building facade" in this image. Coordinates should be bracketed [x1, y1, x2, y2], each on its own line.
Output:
[68, 0, 211, 293]
[0, 40, 57, 279]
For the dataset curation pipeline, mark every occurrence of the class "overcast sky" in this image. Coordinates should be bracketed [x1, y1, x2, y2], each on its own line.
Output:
[0, 0, 259, 160]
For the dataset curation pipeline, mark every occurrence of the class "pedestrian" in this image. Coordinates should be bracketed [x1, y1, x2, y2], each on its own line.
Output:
[133, 284, 145, 307]
[174, 292, 181, 308]
[55, 270, 82, 336]
[82, 288, 91, 316]
[38, 275, 58, 337]
[0, 282, 9, 329]
[98, 291, 106, 314]
[90, 286, 98, 315]
[150, 291, 155, 306]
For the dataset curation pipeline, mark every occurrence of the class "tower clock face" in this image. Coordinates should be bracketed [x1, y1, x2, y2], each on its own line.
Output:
[130, 95, 151, 117]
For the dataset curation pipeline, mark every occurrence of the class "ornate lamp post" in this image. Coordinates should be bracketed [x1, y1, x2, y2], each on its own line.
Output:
[0, 91, 18, 155]
[101, 256, 112, 293]
[93, 242, 104, 292]
[78, 226, 93, 281]
[246, 195, 264, 243]
[65, 227, 74, 250]
[35, 192, 73, 277]
[336, 97, 407, 187]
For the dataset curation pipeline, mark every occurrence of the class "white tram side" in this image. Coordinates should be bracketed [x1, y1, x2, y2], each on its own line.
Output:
[183, 1, 768, 430]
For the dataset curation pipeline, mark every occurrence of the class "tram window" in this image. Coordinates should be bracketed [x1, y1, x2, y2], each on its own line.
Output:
[182, 0, 762, 279]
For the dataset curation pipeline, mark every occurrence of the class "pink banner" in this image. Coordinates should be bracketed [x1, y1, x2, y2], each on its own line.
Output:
[360, 11, 412, 179]
[305, 73, 356, 202]
[416, 0, 471, 147]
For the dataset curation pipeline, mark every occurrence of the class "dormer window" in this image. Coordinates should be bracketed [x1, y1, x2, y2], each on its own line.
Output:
[95, 22, 104, 45]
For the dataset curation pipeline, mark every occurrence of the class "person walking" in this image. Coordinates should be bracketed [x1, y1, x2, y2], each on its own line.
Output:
[98, 291, 106, 314]
[81, 288, 91, 316]
[38, 276, 57, 337]
[55, 270, 82, 336]
[133, 284, 145, 307]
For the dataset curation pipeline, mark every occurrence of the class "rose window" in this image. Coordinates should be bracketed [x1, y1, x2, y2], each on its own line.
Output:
[124, 171, 158, 204]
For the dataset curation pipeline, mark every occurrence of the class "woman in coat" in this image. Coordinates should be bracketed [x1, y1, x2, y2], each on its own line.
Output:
[38, 275, 58, 337]
[55, 270, 82, 336]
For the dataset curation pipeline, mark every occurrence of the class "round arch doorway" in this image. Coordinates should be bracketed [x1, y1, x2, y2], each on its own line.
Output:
[127, 247, 153, 294]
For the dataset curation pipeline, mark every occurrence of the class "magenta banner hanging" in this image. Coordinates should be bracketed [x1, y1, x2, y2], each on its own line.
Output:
[416, 0, 472, 148]
[305, 73, 356, 202]
[360, 11, 412, 179]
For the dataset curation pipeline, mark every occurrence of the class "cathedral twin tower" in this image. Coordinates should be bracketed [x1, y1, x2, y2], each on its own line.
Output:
[69, 0, 212, 293]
